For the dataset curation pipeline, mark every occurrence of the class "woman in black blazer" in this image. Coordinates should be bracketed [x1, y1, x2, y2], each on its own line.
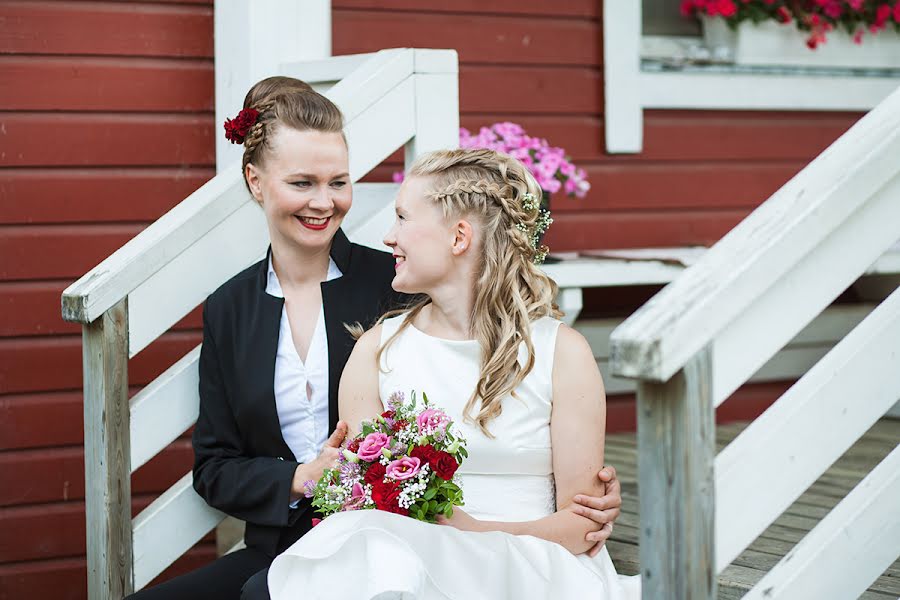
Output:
[128, 77, 622, 600]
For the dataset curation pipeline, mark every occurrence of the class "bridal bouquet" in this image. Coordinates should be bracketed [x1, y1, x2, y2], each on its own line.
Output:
[306, 391, 467, 522]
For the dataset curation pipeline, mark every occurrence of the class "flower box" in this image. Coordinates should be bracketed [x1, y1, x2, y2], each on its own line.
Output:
[702, 16, 900, 69]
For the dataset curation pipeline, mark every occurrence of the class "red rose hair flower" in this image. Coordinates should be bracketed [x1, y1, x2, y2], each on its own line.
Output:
[223, 107, 260, 145]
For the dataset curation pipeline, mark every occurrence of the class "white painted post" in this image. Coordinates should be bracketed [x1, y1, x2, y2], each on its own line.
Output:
[557, 287, 584, 326]
[215, 0, 332, 171]
[83, 299, 133, 599]
[636, 346, 717, 599]
[603, 0, 643, 153]
[404, 50, 460, 167]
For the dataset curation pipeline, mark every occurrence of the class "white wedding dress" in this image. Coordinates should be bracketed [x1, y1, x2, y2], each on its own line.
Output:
[268, 314, 640, 599]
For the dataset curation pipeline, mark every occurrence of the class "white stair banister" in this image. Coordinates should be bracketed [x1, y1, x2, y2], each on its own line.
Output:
[609, 84, 900, 385]
[741, 445, 900, 600]
[715, 284, 900, 570]
[65, 48, 460, 597]
[610, 81, 900, 598]
[63, 49, 453, 348]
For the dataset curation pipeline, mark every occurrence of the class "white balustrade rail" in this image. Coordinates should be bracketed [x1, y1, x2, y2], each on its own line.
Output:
[609, 84, 900, 599]
[63, 48, 458, 598]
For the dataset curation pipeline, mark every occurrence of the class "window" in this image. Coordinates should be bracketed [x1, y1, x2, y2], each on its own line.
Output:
[642, 0, 700, 36]
[602, 1, 900, 153]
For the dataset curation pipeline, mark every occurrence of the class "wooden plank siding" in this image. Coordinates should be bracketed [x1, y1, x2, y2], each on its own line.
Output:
[0, 1, 216, 596]
[334, 3, 863, 252]
[0, 0, 868, 597]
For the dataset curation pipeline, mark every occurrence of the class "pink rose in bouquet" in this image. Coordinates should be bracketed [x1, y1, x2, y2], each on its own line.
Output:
[357, 432, 391, 461]
[386, 456, 422, 481]
[416, 408, 450, 435]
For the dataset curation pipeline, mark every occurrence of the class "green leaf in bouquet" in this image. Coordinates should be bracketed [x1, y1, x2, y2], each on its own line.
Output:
[423, 487, 437, 501]
[459, 447, 468, 459]
[443, 504, 454, 518]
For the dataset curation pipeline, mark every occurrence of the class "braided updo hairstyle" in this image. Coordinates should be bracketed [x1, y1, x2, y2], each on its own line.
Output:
[238, 76, 345, 192]
[378, 148, 563, 437]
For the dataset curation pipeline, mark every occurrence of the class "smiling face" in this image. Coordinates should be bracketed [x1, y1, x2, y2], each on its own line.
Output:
[245, 128, 351, 253]
[383, 176, 462, 294]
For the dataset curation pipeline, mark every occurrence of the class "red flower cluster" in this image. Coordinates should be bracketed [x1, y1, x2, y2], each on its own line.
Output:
[364, 462, 386, 485]
[684, 0, 900, 49]
[371, 481, 407, 515]
[368, 462, 407, 516]
[411, 444, 460, 481]
[681, 0, 739, 17]
[223, 108, 259, 145]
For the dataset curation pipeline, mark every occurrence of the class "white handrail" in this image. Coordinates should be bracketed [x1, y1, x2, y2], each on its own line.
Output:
[71, 48, 459, 597]
[609, 84, 900, 383]
[715, 285, 900, 569]
[62, 49, 456, 329]
[741, 444, 900, 599]
[607, 77, 900, 599]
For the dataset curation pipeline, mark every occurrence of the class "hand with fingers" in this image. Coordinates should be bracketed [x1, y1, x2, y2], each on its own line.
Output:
[291, 421, 348, 500]
[572, 465, 622, 557]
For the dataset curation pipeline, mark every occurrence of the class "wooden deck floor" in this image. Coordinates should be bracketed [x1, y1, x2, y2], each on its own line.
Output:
[604, 418, 900, 599]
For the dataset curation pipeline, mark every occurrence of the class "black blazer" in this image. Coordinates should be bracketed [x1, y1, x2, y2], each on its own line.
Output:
[192, 229, 405, 557]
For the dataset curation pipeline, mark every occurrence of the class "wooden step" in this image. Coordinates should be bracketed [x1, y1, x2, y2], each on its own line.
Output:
[602, 418, 900, 598]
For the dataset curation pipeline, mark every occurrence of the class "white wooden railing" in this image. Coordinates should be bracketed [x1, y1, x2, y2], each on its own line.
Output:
[62, 47, 458, 598]
[609, 84, 900, 599]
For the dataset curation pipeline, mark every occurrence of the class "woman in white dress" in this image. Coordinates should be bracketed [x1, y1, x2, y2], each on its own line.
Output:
[267, 148, 640, 599]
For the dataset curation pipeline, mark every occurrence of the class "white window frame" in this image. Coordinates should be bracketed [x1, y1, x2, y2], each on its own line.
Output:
[603, 1, 900, 153]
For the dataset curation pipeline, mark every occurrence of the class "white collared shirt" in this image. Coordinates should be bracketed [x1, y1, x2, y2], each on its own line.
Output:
[267, 255, 342, 465]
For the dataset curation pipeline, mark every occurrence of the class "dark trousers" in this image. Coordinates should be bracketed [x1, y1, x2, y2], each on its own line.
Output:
[124, 547, 272, 600]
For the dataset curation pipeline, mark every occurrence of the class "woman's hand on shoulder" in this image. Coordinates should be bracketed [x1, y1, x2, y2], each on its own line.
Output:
[572, 465, 622, 556]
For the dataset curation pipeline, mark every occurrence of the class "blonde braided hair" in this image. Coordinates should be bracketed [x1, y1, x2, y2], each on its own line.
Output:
[377, 148, 562, 437]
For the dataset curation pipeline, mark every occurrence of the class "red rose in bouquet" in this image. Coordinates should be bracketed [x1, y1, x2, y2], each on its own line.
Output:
[411, 444, 458, 480]
[431, 450, 460, 480]
[411, 444, 439, 464]
[364, 462, 386, 485]
[371, 480, 407, 516]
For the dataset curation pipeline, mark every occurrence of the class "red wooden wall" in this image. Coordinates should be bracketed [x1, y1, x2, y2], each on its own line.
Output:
[0, 0, 863, 597]
[1, 1, 216, 597]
